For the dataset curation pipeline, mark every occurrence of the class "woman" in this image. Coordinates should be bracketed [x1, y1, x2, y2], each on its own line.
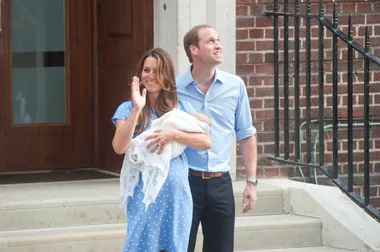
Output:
[112, 48, 211, 252]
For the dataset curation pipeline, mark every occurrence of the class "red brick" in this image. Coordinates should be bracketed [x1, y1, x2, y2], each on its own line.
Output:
[236, 64, 255, 75]
[237, 41, 256, 51]
[248, 76, 263, 86]
[255, 110, 275, 120]
[249, 29, 265, 39]
[375, 26, 380, 36]
[371, 187, 379, 197]
[250, 99, 264, 109]
[256, 0, 274, 4]
[262, 76, 274, 86]
[279, 167, 290, 177]
[370, 197, 380, 209]
[375, 94, 380, 105]
[265, 29, 273, 39]
[246, 87, 255, 96]
[339, 15, 366, 26]
[255, 63, 274, 74]
[375, 163, 380, 172]
[250, 5, 264, 15]
[356, 3, 372, 13]
[253, 121, 264, 132]
[236, 0, 255, 4]
[241, 76, 248, 85]
[237, 53, 248, 64]
[373, 3, 380, 13]
[367, 15, 380, 25]
[256, 167, 264, 177]
[255, 87, 274, 97]
[237, 17, 255, 28]
[248, 53, 265, 63]
[237, 29, 249, 40]
[264, 99, 274, 108]
[264, 168, 280, 178]
[256, 41, 273, 51]
[341, 3, 356, 13]
[255, 17, 273, 28]
[237, 6, 248, 16]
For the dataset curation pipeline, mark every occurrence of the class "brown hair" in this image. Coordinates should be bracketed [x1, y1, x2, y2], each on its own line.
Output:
[183, 24, 212, 63]
[135, 48, 178, 133]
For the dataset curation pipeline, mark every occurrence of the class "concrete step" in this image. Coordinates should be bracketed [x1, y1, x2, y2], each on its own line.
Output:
[0, 179, 283, 231]
[0, 223, 125, 252]
[195, 214, 322, 251]
[233, 181, 283, 216]
[0, 179, 125, 232]
[0, 214, 321, 252]
[238, 247, 356, 252]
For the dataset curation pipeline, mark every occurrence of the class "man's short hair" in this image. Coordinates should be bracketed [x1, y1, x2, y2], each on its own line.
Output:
[183, 24, 212, 63]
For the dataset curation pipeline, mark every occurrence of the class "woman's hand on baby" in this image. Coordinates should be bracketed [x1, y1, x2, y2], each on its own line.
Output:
[145, 129, 176, 155]
[131, 76, 146, 111]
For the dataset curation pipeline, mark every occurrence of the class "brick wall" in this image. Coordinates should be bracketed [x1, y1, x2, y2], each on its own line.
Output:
[236, 0, 380, 209]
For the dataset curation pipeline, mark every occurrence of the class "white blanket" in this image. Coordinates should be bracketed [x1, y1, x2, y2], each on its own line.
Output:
[120, 109, 210, 212]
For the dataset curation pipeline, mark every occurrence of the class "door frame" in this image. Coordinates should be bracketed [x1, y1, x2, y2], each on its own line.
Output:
[0, 0, 5, 169]
[0, 0, 93, 170]
[91, 0, 100, 168]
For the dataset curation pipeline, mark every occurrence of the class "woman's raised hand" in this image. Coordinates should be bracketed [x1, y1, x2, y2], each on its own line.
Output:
[131, 76, 147, 111]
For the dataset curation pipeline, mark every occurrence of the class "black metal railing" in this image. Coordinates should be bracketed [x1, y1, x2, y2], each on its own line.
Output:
[266, 0, 380, 221]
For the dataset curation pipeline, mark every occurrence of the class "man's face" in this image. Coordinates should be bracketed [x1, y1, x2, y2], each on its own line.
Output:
[192, 27, 223, 66]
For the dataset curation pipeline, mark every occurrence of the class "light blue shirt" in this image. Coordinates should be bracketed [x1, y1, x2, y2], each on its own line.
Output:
[176, 67, 257, 172]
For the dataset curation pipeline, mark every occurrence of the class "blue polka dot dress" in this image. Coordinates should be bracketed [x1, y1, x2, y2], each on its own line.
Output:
[112, 100, 195, 252]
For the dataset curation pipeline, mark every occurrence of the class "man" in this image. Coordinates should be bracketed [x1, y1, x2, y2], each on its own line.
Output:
[176, 24, 258, 252]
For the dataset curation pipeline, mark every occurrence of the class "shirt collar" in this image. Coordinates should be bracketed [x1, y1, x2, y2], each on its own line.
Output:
[184, 65, 225, 87]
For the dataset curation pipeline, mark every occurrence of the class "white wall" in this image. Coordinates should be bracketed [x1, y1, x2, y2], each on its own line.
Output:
[154, 0, 236, 75]
[154, 0, 237, 180]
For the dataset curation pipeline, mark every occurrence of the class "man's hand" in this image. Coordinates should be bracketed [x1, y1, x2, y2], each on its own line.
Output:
[241, 182, 257, 214]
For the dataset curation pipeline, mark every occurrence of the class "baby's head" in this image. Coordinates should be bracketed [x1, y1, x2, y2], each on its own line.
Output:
[194, 113, 211, 126]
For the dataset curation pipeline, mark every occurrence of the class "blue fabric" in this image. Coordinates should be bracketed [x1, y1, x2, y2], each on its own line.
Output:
[112, 100, 194, 252]
[176, 67, 257, 173]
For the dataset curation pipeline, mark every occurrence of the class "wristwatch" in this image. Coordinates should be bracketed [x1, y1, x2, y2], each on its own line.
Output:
[247, 177, 258, 186]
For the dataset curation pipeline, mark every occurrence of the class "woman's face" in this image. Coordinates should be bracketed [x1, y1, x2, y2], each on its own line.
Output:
[141, 56, 162, 95]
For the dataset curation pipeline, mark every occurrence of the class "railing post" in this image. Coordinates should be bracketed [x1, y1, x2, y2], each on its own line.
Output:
[318, 0, 325, 166]
[363, 27, 371, 206]
[332, 2, 339, 180]
[347, 15, 354, 193]
[274, 0, 280, 158]
[284, 0, 290, 160]
[294, 0, 301, 162]
[306, 0, 312, 164]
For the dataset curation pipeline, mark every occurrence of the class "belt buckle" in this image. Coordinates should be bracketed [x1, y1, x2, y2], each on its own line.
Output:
[202, 172, 212, 180]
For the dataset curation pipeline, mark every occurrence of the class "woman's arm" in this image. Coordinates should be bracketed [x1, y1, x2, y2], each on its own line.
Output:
[172, 130, 211, 150]
[112, 107, 141, 154]
[145, 129, 211, 155]
[112, 76, 146, 154]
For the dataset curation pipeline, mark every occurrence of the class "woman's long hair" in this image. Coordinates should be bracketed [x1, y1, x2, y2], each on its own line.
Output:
[134, 48, 178, 133]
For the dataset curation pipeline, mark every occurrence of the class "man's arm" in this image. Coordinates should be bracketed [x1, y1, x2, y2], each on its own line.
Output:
[239, 135, 258, 214]
[234, 77, 258, 213]
[239, 135, 257, 178]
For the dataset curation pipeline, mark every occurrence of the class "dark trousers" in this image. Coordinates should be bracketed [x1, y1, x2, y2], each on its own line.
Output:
[187, 171, 235, 252]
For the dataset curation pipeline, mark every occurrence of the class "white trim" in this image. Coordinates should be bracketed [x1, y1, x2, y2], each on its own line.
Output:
[154, 0, 237, 180]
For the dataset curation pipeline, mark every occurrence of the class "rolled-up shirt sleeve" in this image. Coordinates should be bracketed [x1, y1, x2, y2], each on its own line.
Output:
[235, 80, 257, 141]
